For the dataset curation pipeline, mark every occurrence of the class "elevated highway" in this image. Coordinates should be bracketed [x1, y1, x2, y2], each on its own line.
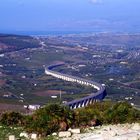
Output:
[45, 64, 107, 109]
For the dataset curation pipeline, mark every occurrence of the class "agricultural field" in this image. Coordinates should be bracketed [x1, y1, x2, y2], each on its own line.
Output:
[0, 34, 140, 111]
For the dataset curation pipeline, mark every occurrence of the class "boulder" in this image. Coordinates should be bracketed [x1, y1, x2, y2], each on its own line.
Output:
[89, 127, 95, 130]
[9, 135, 16, 140]
[68, 128, 81, 134]
[31, 133, 37, 139]
[127, 136, 139, 140]
[52, 132, 57, 136]
[109, 130, 118, 137]
[105, 126, 112, 131]
[95, 125, 101, 129]
[131, 123, 140, 131]
[20, 132, 29, 138]
[58, 131, 71, 138]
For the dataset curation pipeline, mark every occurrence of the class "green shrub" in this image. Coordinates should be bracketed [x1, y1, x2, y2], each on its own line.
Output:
[0, 101, 140, 137]
[24, 104, 74, 136]
[103, 102, 140, 124]
[0, 112, 24, 126]
[73, 101, 113, 127]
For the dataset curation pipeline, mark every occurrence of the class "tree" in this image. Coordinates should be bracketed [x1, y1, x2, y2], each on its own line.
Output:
[24, 104, 74, 136]
[103, 102, 139, 124]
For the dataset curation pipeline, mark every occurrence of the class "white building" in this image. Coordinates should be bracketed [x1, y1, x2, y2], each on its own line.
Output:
[27, 105, 41, 110]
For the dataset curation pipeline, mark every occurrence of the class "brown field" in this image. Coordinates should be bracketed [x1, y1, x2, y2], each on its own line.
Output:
[0, 103, 27, 113]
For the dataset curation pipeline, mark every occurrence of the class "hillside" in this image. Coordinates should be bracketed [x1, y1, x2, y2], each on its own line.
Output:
[0, 34, 40, 53]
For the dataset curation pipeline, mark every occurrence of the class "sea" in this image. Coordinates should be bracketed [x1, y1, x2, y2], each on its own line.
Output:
[1, 30, 140, 36]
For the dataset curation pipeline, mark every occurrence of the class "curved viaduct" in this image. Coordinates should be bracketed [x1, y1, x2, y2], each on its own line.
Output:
[45, 64, 107, 109]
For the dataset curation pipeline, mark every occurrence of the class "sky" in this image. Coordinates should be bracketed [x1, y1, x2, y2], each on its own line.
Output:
[0, 0, 140, 33]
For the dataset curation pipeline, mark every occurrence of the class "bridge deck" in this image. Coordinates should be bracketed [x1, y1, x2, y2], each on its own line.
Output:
[45, 64, 107, 109]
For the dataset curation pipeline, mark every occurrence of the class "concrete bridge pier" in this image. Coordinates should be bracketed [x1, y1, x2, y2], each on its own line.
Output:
[83, 99, 89, 107]
[89, 98, 93, 105]
[45, 65, 106, 109]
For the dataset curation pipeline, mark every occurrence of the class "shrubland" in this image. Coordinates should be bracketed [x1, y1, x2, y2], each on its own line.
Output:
[0, 101, 140, 137]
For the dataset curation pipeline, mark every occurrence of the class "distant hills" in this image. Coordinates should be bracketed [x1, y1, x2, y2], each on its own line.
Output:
[0, 34, 40, 54]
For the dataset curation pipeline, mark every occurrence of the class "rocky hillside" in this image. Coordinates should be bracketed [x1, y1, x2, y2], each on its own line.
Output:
[60, 123, 140, 140]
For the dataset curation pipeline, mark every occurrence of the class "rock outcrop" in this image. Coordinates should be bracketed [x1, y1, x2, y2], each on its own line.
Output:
[60, 123, 140, 140]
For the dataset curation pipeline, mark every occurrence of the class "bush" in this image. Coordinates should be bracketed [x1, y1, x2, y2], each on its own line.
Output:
[73, 101, 112, 127]
[103, 102, 140, 124]
[0, 112, 24, 126]
[0, 101, 140, 137]
[24, 104, 74, 136]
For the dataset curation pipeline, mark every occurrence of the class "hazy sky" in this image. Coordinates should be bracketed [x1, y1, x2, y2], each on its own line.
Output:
[0, 0, 140, 33]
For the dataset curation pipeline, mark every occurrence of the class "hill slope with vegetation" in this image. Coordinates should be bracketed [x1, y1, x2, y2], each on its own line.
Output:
[0, 34, 40, 53]
[0, 101, 140, 139]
